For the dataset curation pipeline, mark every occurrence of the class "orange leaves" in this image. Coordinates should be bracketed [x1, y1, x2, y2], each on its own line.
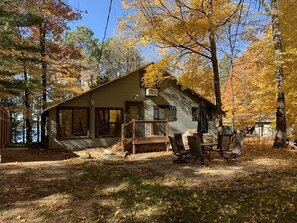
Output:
[222, 34, 276, 126]
[221, 0, 297, 129]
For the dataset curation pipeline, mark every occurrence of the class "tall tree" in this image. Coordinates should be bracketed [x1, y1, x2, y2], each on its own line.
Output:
[1, 0, 82, 142]
[26, 0, 81, 109]
[65, 26, 144, 88]
[259, 0, 286, 148]
[0, 0, 41, 95]
[64, 25, 101, 89]
[222, 35, 275, 129]
[0, 0, 43, 143]
[121, 0, 244, 127]
[25, 0, 81, 143]
[279, 0, 297, 139]
[100, 35, 144, 79]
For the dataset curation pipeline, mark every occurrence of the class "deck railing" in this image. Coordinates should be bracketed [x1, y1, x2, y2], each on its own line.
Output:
[0, 106, 11, 162]
[121, 119, 169, 154]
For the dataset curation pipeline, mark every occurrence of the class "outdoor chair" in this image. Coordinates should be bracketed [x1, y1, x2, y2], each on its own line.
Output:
[169, 136, 190, 164]
[197, 133, 218, 158]
[215, 134, 232, 156]
[174, 133, 187, 151]
[221, 135, 232, 151]
[187, 135, 209, 165]
[222, 133, 244, 163]
[202, 133, 215, 143]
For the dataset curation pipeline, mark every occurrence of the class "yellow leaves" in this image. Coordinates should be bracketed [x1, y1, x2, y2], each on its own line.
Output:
[142, 56, 170, 87]
[121, 1, 133, 10]
[278, 0, 297, 127]
[178, 67, 214, 101]
[121, 0, 241, 49]
[138, 35, 151, 45]
[154, 0, 165, 7]
[222, 32, 279, 126]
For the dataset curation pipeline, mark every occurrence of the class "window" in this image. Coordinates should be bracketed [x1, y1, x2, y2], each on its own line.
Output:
[96, 108, 123, 137]
[58, 108, 89, 138]
[192, 107, 199, 121]
[192, 106, 213, 121]
[153, 105, 177, 122]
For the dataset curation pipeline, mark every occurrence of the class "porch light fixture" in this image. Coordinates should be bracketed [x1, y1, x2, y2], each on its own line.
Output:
[89, 99, 95, 106]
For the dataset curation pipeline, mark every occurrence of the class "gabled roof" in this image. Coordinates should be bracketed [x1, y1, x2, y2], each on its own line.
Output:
[42, 63, 153, 113]
[42, 63, 218, 113]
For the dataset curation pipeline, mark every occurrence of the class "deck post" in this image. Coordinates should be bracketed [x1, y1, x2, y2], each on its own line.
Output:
[132, 119, 136, 154]
[166, 119, 170, 152]
[121, 123, 125, 152]
[150, 122, 153, 137]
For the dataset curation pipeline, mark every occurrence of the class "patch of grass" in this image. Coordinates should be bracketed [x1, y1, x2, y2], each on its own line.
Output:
[80, 161, 297, 223]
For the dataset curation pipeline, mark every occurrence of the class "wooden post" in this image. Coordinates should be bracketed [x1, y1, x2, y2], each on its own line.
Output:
[121, 123, 125, 152]
[132, 119, 136, 154]
[166, 119, 170, 152]
[150, 122, 153, 137]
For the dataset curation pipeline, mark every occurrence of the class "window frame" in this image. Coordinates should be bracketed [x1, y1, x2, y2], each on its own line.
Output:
[192, 106, 213, 121]
[95, 107, 123, 138]
[57, 107, 90, 139]
[153, 105, 177, 122]
[192, 107, 199, 121]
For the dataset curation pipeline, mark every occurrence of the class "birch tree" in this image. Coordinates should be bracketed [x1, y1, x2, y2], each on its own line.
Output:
[258, 0, 286, 148]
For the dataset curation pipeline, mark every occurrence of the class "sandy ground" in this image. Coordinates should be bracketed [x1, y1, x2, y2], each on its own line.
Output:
[0, 139, 297, 222]
[1, 141, 296, 183]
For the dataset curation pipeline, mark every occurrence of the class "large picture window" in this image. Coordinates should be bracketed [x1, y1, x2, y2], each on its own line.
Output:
[58, 108, 89, 138]
[96, 108, 123, 137]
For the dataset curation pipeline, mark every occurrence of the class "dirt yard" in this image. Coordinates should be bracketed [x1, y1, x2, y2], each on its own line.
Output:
[0, 137, 297, 222]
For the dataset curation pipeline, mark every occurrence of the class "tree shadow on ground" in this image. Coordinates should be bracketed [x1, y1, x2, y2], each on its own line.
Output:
[1, 147, 78, 163]
[0, 152, 296, 222]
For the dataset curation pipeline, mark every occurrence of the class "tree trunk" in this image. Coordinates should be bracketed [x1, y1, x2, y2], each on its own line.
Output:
[39, 24, 47, 147]
[39, 24, 47, 110]
[207, 0, 223, 148]
[230, 63, 235, 129]
[227, 24, 236, 130]
[207, 0, 223, 127]
[271, 0, 286, 148]
[22, 116, 25, 144]
[209, 31, 224, 150]
[37, 110, 40, 143]
[209, 32, 223, 127]
[23, 63, 32, 143]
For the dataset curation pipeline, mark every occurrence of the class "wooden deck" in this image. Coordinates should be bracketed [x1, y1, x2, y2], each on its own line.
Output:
[122, 120, 169, 154]
[133, 136, 169, 145]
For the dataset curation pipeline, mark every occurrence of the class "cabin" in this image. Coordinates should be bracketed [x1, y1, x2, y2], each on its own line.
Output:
[41, 64, 219, 152]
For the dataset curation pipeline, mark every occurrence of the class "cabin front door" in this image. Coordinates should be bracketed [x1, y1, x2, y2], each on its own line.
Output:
[125, 101, 144, 137]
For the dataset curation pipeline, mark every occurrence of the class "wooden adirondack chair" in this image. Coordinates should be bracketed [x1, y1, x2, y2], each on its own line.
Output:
[187, 135, 208, 165]
[169, 136, 190, 164]
[222, 133, 244, 163]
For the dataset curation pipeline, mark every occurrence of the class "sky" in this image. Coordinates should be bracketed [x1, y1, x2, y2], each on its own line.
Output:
[68, 0, 127, 40]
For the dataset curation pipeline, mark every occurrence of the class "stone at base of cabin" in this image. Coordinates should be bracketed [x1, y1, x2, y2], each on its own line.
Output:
[80, 151, 92, 159]
[110, 142, 122, 152]
[104, 149, 114, 155]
